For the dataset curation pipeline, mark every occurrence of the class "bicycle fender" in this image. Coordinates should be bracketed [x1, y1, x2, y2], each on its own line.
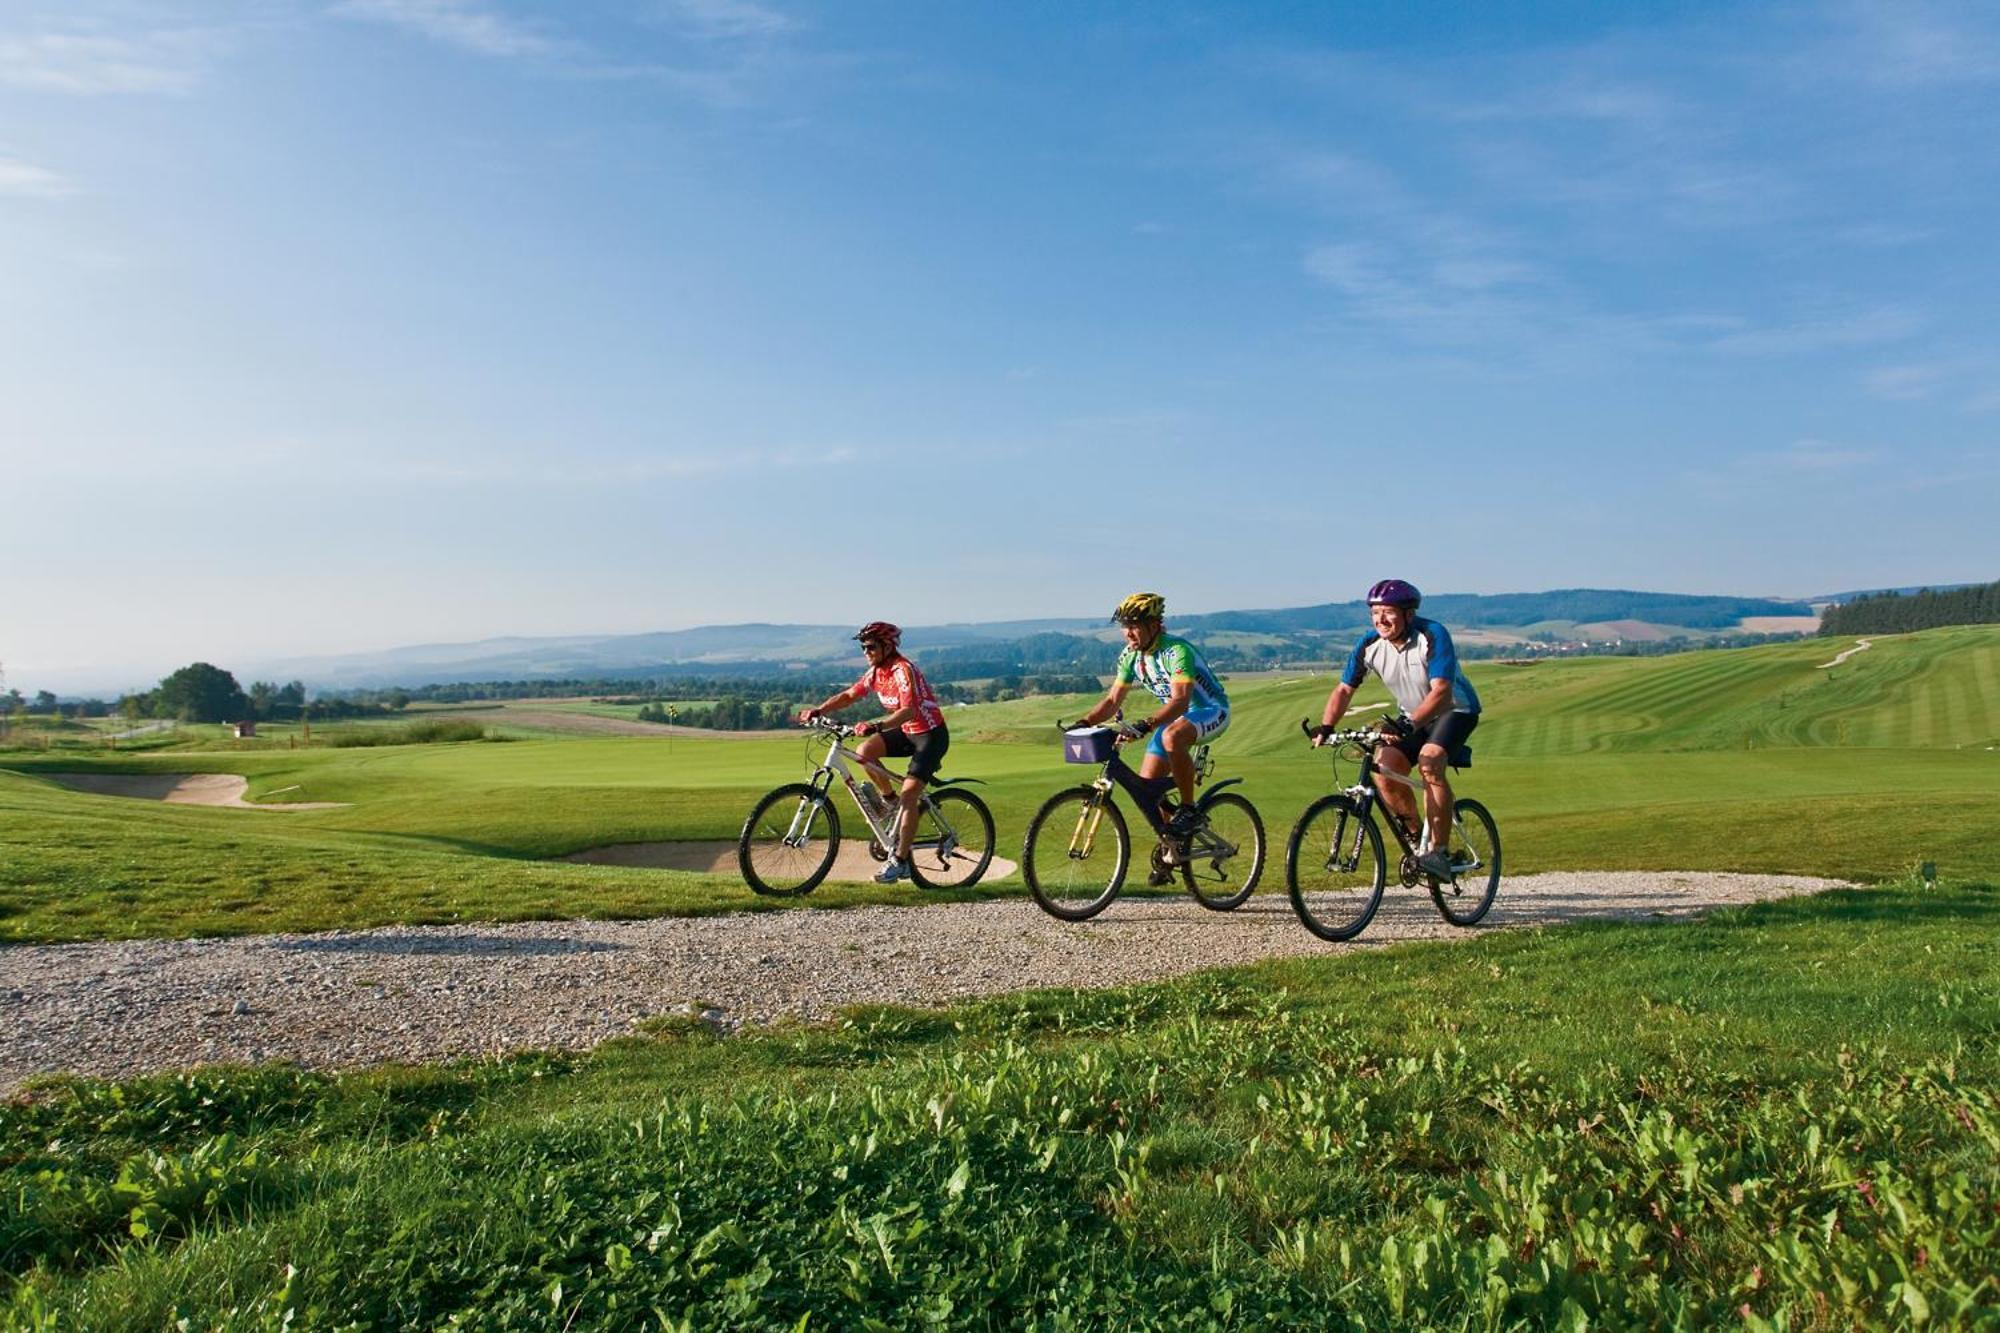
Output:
[928, 776, 986, 788]
[1198, 777, 1245, 802]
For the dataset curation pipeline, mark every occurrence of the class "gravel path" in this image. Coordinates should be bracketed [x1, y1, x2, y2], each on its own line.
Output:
[0, 872, 1846, 1093]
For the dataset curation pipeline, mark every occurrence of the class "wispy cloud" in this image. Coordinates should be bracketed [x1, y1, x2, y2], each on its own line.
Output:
[330, 0, 559, 60]
[1747, 439, 1881, 473]
[1821, 0, 2000, 87]
[655, 0, 797, 42]
[1865, 362, 1952, 401]
[0, 153, 74, 197]
[0, 29, 214, 95]
[1708, 308, 1921, 356]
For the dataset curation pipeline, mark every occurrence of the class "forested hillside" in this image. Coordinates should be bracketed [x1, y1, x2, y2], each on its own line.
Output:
[1820, 580, 2000, 635]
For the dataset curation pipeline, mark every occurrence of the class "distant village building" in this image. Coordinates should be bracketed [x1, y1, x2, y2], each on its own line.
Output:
[230, 721, 257, 738]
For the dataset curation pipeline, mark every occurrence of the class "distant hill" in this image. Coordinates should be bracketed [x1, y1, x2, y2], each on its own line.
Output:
[240, 588, 1819, 691]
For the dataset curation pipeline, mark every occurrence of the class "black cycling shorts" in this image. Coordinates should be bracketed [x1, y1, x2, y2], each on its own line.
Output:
[879, 725, 950, 781]
[1389, 710, 1478, 765]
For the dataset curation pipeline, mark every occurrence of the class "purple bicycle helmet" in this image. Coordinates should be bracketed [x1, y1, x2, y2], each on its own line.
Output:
[1366, 578, 1422, 610]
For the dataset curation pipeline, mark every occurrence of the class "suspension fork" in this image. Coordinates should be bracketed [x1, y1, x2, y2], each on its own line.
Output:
[1068, 785, 1114, 857]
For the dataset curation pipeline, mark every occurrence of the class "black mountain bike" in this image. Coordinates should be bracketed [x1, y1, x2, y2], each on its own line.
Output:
[1284, 719, 1500, 942]
[1020, 717, 1265, 921]
[737, 718, 995, 895]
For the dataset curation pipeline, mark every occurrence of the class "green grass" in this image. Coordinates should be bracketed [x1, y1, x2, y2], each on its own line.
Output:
[3, 628, 1997, 941]
[5, 880, 1995, 1326]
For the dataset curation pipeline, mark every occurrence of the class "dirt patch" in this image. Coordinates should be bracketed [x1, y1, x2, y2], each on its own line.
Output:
[1817, 638, 1873, 669]
[1741, 615, 1821, 634]
[566, 839, 1019, 882]
[48, 773, 346, 810]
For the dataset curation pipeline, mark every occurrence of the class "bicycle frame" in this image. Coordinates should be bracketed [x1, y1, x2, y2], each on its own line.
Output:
[797, 721, 961, 852]
[1306, 722, 1484, 876]
[1069, 725, 1236, 852]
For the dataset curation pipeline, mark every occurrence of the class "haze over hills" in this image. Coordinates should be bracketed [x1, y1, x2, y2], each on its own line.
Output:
[235, 589, 1818, 691]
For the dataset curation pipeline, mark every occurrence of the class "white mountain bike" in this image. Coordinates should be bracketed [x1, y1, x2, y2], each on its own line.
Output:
[737, 718, 996, 895]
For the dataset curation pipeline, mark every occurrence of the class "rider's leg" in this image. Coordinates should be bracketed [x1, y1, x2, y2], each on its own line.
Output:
[893, 775, 922, 860]
[854, 734, 896, 798]
[1137, 724, 1195, 822]
[1416, 743, 1454, 850]
[1374, 747, 1422, 840]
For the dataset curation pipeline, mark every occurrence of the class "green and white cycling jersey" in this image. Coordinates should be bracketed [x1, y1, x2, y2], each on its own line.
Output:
[1114, 634, 1228, 710]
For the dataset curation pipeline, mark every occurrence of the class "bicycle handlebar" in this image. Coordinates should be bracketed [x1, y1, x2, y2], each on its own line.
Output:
[1058, 718, 1146, 741]
[1298, 717, 1383, 747]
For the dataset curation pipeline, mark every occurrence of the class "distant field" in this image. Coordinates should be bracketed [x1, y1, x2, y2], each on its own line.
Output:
[2, 626, 1995, 942]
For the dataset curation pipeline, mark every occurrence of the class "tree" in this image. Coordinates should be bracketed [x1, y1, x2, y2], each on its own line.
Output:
[31, 690, 57, 715]
[153, 662, 251, 723]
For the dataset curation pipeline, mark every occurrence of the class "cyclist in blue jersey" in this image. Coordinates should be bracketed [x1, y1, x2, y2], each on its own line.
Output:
[1071, 592, 1230, 846]
[1313, 579, 1481, 881]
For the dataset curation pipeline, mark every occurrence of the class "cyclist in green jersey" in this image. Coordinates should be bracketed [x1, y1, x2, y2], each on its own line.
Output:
[1071, 592, 1231, 843]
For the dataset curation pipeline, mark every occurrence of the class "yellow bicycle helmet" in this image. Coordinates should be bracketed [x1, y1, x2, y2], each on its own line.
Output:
[1111, 592, 1166, 625]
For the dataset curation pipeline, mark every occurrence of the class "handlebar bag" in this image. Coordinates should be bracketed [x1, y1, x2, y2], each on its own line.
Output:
[1063, 727, 1118, 764]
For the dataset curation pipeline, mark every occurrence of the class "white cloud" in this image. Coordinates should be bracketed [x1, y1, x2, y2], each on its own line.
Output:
[1864, 362, 1951, 400]
[656, 0, 796, 42]
[1828, 0, 2000, 87]
[330, 0, 557, 59]
[0, 154, 73, 197]
[1709, 308, 1922, 356]
[1751, 439, 1881, 472]
[0, 30, 209, 95]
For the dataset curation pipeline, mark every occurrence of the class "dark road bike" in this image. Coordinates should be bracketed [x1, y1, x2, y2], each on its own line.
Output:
[1021, 717, 1265, 921]
[1284, 719, 1500, 942]
[738, 718, 995, 895]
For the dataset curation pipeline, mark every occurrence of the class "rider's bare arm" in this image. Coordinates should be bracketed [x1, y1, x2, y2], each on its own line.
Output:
[1147, 678, 1193, 732]
[860, 704, 913, 735]
[803, 687, 861, 721]
[1073, 682, 1130, 728]
[1318, 681, 1356, 739]
[1406, 679, 1454, 730]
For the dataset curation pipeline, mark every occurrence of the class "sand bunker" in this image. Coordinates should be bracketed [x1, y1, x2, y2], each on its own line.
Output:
[50, 773, 346, 810]
[567, 839, 1018, 884]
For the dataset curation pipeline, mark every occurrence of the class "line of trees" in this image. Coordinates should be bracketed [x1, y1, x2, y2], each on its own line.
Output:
[1820, 581, 2000, 636]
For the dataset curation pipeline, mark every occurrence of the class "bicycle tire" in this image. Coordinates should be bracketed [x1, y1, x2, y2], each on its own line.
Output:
[1022, 787, 1128, 921]
[1181, 790, 1265, 911]
[1285, 794, 1387, 942]
[737, 783, 840, 896]
[1430, 797, 1500, 926]
[907, 788, 996, 890]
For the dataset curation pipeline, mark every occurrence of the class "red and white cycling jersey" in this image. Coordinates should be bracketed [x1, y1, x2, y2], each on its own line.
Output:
[853, 656, 946, 734]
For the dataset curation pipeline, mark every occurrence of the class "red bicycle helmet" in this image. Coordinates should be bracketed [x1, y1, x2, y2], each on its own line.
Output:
[853, 621, 901, 649]
[1366, 579, 1422, 610]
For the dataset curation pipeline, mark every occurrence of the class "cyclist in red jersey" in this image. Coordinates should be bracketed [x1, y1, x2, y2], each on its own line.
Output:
[800, 621, 950, 885]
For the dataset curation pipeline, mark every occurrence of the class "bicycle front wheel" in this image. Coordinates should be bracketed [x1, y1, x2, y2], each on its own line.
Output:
[738, 783, 840, 896]
[907, 788, 996, 890]
[1285, 795, 1386, 941]
[1182, 791, 1265, 911]
[1022, 787, 1129, 921]
[1430, 797, 1500, 926]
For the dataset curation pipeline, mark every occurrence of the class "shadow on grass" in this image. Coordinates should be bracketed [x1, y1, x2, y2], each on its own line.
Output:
[278, 933, 626, 956]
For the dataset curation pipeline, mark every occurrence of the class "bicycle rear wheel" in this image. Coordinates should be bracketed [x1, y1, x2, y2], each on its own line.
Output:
[907, 787, 996, 890]
[1430, 797, 1500, 926]
[1285, 795, 1386, 941]
[1022, 787, 1128, 921]
[738, 783, 840, 896]
[1181, 791, 1264, 911]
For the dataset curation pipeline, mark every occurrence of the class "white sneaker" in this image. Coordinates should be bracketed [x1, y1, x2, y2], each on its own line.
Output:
[873, 859, 910, 885]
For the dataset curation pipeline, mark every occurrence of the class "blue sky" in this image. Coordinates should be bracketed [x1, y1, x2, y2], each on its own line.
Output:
[3, 0, 1997, 690]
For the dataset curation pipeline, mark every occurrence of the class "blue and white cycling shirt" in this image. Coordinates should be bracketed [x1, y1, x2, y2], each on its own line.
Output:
[1341, 617, 1481, 716]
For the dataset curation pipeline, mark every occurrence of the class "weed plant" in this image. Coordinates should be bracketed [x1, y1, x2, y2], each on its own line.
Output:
[3, 881, 1995, 1326]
